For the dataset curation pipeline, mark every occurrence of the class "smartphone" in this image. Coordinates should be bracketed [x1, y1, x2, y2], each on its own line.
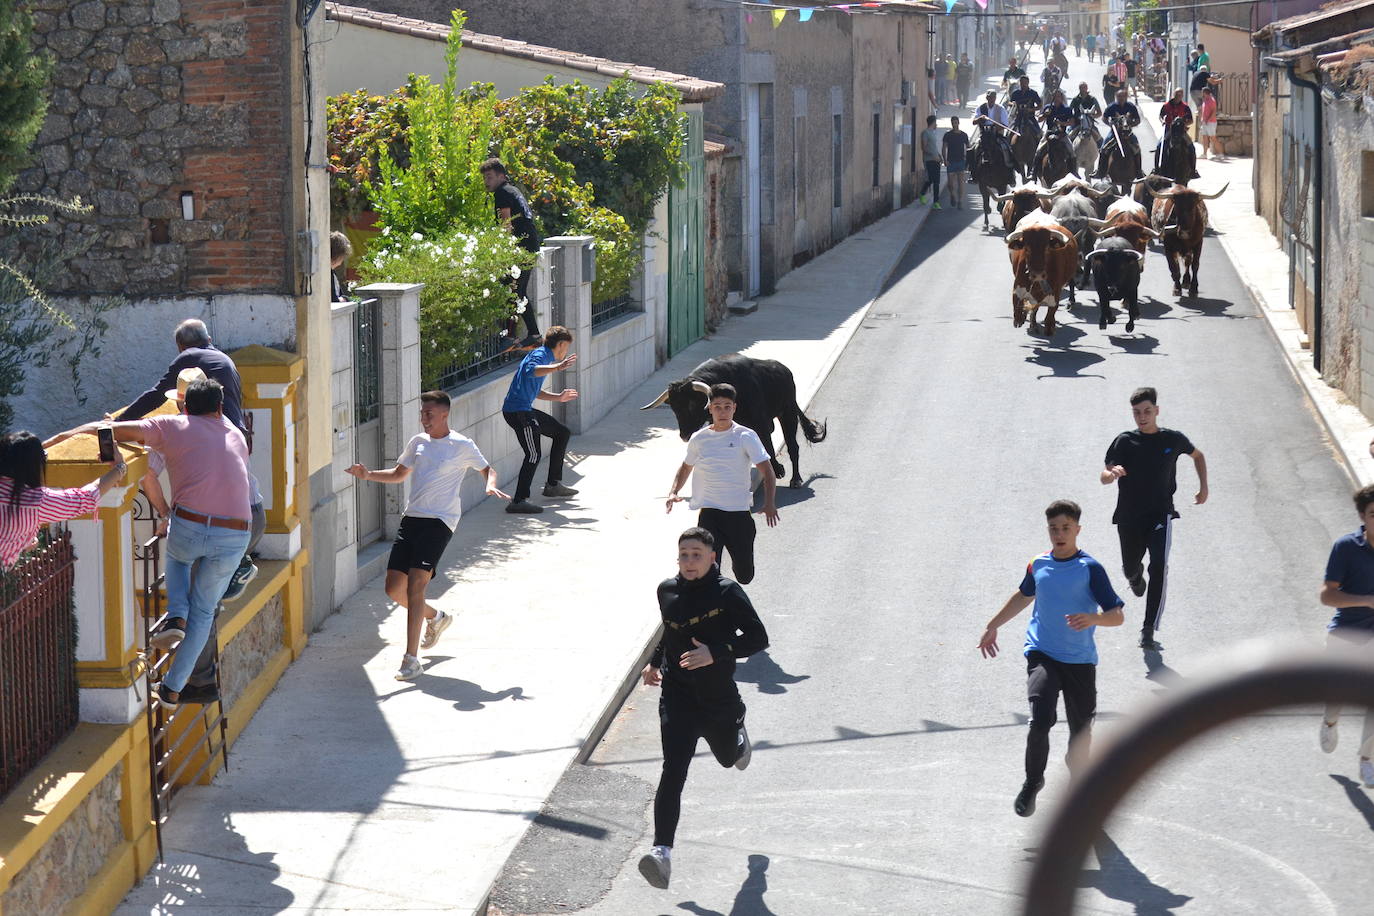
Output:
[97, 426, 116, 463]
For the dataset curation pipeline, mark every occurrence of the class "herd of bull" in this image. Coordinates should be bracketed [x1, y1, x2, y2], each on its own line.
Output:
[995, 173, 1229, 336]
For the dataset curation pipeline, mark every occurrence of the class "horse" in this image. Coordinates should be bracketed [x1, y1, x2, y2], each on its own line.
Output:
[1072, 114, 1100, 176]
[1155, 117, 1197, 185]
[1051, 50, 1070, 78]
[1099, 117, 1139, 195]
[1010, 105, 1042, 183]
[969, 122, 1018, 230]
[1033, 128, 1078, 187]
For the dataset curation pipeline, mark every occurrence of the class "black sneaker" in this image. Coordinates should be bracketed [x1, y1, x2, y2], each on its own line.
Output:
[505, 500, 545, 514]
[150, 617, 187, 651]
[1139, 632, 1164, 651]
[1015, 779, 1044, 817]
[153, 682, 180, 712]
[177, 683, 221, 705]
[542, 483, 579, 498]
[222, 558, 258, 602]
[1128, 573, 1147, 597]
[734, 725, 752, 771]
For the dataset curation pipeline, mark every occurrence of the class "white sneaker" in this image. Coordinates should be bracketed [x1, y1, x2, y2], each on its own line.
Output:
[420, 611, 452, 650]
[1361, 759, 1374, 789]
[1320, 719, 1338, 754]
[395, 654, 423, 681]
[637, 846, 671, 888]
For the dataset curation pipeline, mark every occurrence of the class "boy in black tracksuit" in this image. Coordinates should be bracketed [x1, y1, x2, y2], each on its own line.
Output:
[638, 527, 769, 889]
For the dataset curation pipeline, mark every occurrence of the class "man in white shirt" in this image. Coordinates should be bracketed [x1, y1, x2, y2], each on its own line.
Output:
[973, 90, 1017, 172]
[347, 390, 510, 680]
[665, 383, 779, 584]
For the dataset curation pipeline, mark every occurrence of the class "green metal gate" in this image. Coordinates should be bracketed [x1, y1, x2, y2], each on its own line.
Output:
[668, 111, 705, 356]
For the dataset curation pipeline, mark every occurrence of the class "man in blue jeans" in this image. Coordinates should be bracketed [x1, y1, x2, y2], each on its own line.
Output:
[501, 326, 580, 514]
[1318, 483, 1374, 788]
[80, 378, 252, 710]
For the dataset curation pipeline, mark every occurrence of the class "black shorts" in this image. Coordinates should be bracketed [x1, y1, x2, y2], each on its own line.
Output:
[387, 516, 453, 575]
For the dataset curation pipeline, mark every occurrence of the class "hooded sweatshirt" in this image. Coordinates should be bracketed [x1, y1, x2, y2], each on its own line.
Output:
[650, 566, 770, 702]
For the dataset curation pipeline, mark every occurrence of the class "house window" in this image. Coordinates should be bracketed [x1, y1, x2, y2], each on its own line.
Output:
[872, 106, 881, 188]
[832, 114, 843, 209]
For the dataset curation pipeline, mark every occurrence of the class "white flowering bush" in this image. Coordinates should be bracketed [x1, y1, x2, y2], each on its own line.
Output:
[355, 225, 536, 387]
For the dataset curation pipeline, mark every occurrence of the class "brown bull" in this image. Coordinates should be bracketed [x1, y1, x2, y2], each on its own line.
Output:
[994, 186, 1050, 234]
[1007, 210, 1079, 335]
[1087, 201, 1159, 254]
[1149, 182, 1229, 297]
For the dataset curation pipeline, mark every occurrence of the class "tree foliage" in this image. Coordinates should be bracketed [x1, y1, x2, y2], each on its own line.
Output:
[0, 0, 52, 193]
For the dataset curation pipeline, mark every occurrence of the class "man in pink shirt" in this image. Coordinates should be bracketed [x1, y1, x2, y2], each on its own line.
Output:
[1198, 86, 1223, 160]
[59, 378, 252, 709]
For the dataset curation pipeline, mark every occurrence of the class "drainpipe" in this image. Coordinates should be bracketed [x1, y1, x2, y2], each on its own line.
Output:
[1277, 59, 1324, 373]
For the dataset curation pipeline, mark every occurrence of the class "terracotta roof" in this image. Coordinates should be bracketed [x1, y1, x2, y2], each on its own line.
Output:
[325, 3, 725, 102]
[1256, 0, 1374, 39]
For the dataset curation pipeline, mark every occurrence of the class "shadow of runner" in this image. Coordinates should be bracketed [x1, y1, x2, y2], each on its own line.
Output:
[735, 650, 811, 695]
[1330, 775, 1374, 832]
[1079, 831, 1193, 915]
[1142, 648, 1185, 687]
[133, 813, 294, 914]
[378, 663, 530, 712]
[677, 854, 778, 916]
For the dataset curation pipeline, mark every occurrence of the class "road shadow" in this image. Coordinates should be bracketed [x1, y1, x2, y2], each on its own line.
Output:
[767, 473, 834, 509]
[1142, 648, 1185, 687]
[1108, 333, 1163, 356]
[1136, 296, 1174, 320]
[125, 812, 294, 914]
[379, 663, 530, 712]
[1078, 831, 1193, 914]
[1024, 327, 1107, 379]
[677, 854, 777, 916]
[1176, 295, 1240, 318]
[735, 650, 811, 695]
[1330, 774, 1374, 832]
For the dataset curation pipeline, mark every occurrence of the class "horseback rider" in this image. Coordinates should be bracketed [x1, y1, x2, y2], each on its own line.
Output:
[1002, 56, 1026, 89]
[973, 90, 1018, 173]
[1041, 59, 1063, 97]
[1157, 88, 1200, 179]
[1094, 88, 1144, 179]
[1036, 89, 1080, 179]
[1010, 75, 1043, 117]
[1070, 81, 1102, 124]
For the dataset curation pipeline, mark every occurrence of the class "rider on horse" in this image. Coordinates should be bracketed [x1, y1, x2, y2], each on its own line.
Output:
[1002, 57, 1026, 89]
[1041, 60, 1063, 97]
[1035, 89, 1080, 180]
[1010, 76, 1042, 114]
[1157, 88, 1201, 179]
[973, 90, 1018, 173]
[1069, 81, 1102, 123]
[1093, 88, 1145, 180]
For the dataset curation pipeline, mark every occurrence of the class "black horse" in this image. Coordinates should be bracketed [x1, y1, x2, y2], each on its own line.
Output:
[970, 122, 1018, 230]
[1155, 118, 1197, 185]
[1010, 104, 1042, 183]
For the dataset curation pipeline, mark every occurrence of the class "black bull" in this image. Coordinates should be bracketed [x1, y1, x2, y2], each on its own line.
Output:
[640, 355, 828, 488]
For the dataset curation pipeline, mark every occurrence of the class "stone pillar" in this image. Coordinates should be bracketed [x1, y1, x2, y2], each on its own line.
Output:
[542, 237, 595, 433]
[45, 440, 150, 724]
[231, 346, 305, 563]
[329, 300, 359, 607]
[356, 282, 422, 538]
[533, 245, 556, 335]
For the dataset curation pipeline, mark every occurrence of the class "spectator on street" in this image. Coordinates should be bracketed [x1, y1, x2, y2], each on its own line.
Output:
[956, 53, 974, 107]
[329, 231, 353, 303]
[941, 116, 970, 210]
[54, 379, 253, 711]
[481, 158, 543, 350]
[918, 115, 943, 208]
[0, 432, 126, 569]
[934, 57, 949, 109]
[1189, 68, 1219, 119]
[1199, 86, 1223, 159]
[1195, 43, 1210, 71]
[501, 326, 579, 514]
[347, 390, 510, 681]
[1317, 484, 1374, 789]
[944, 55, 959, 104]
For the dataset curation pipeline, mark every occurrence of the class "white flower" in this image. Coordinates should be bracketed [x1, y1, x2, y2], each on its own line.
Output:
[412, 232, 423, 241]
[499, 329, 509, 337]
[482, 288, 490, 298]
[381, 226, 391, 236]
[510, 265, 521, 279]
[515, 303, 526, 314]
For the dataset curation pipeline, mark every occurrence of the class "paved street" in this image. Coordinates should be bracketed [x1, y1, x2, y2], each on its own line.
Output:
[487, 54, 1374, 916]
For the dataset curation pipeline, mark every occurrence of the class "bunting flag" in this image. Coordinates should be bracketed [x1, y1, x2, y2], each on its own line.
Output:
[944, 0, 956, 11]
[772, 8, 787, 26]
[836, 2, 853, 11]
[974, 0, 988, 7]
[799, 8, 813, 21]
[746, 11, 754, 22]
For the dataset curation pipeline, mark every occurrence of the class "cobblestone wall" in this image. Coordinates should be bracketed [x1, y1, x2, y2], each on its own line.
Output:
[16, 0, 292, 296]
[0, 763, 124, 915]
[219, 592, 284, 712]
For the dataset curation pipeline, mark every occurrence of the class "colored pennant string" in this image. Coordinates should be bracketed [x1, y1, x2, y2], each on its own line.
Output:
[772, 8, 787, 26]
[799, 8, 813, 20]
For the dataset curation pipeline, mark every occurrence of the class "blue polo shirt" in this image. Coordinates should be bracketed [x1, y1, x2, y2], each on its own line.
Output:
[1324, 528, 1374, 631]
[1019, 550, 1124, 664]
[503, 345, 553, 413]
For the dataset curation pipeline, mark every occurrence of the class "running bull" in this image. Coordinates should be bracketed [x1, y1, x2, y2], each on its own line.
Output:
[640, 354, 828, 488]
[1007, 209, 1079, 335]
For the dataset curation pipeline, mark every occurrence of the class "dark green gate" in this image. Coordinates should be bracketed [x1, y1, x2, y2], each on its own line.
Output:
[668, 111, 705, 356]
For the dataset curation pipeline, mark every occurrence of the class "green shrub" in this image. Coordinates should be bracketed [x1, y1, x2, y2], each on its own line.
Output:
[0, 0, 51, 193]
[576, 206, 638, 304]
[355, 226, 536, 389]
[327, 88, 409, 224]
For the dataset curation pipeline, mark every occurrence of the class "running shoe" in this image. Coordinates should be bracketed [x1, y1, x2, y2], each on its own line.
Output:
[506, 500, 545, 514]
[1320, 718, 1338, 754]
[638, 846, 672, 889]
[221, 558, 259, 602]
[177, 683, 221, 705]
[933, 202, 943, 210]
[542, 483, 579, 498]
[735, 725, 752, 771]
[150, 617, 187, 651]
[1128, 573, 1147, 597]
[152, 682, 180, 712]
[421, 611, 452, 650]
[1361, 759, 1374, 789]
[395, 654, 423, 681]
[1138, 632, 1164, 652]
[1015, 779, 1044, 817]
[919, 194, 928, 205]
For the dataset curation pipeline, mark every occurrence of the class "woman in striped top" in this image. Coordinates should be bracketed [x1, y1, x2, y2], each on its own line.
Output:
[0, 432, 127, 567]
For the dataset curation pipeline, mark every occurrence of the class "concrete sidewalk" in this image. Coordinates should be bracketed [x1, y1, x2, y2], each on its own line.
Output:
[116, 202, 930, 915]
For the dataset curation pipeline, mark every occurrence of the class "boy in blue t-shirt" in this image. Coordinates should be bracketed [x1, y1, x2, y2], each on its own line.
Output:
[1317, 483, 1374, 788]
[978, 499, 1125, 817]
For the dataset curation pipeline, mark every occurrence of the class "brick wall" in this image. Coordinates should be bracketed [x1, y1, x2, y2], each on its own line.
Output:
[17, 0, 293, 296]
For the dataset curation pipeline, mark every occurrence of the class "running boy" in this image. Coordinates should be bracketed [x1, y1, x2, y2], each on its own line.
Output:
[502, 326, 579, 515]
[1317, 484, 1374, 788]
[638, 527, 770, 888]
[978, 500, 1125, 817]
[347, 390, 509, 681]
[665, 383, 779, 585]
[1101, 387, 1207, 651]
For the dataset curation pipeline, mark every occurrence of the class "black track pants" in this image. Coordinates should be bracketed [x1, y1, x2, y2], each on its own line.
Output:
[920, 160, 942, 197]
[1025, 650, 1097, 785]
[653, 686, 746, 847]
[698, 508, 757, 585]
[1117, 515, 1172, 633]
[503, 409, 570, 503]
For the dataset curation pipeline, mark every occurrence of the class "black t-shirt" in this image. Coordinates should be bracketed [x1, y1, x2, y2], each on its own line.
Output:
[1125, 59, 1138, 78]
[957, 61, 974, 81]
[942, 129, 969, 163]
[493, 182, 540, 252]
[1103, 101, 1140, 124]
[1104, 428, 1196, 523]
[1010, 87, 1042, 108]
[1005, 66, 1027, 83]
[1071, 94, 1101, 117]
[1190, 70, 1213, 92]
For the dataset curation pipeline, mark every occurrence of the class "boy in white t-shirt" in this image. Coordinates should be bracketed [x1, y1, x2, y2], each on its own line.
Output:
[665, 383, 778, 584]
[347, 390, 510, 680]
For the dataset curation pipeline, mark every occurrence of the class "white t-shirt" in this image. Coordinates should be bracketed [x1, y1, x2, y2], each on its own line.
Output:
[683, 423, 770, 512]
[397, 431, 489, 531]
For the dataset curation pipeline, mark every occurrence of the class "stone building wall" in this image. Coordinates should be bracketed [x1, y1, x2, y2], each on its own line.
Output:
[219, 592, 285, 712]
[17, 0, 293, 296]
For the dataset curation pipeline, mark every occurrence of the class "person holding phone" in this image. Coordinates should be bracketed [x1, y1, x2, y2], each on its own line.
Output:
[0, 431, 126, 569]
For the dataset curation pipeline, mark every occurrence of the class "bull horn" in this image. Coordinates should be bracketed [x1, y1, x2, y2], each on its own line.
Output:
[1162, 223, 1180, 232]
[993, 191, 1016, 202]
[1087, 217, 1109, 229]
[1006, 229, 1024, 243]
[1094, 227, 1120, 238]
[1049, 228, 1071, 245]
[1082, 185, 1107, 199]
[1142, 227, 1161, 238]
[640, 388, 671, 410]
[1038, 195, 1056, 206]
[1085, 249, 1105, 260]
[1198, 182, 1231, 200]
[1148, 186, 1179, 199]
[690, 380, 712, 397]
[1128, 250, 1144, 261]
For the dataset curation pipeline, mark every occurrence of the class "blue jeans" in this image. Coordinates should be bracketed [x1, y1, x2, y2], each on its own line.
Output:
[163, 516, 250, 692]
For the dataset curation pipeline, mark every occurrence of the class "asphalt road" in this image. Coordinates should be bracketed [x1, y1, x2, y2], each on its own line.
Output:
[487, 53, 1374, 916]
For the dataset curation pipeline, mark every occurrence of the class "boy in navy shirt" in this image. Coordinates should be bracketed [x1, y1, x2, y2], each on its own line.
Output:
[501, 326, 579, 514]
[1318, 483, 1374, 787]
[979, 499, 1125, 817]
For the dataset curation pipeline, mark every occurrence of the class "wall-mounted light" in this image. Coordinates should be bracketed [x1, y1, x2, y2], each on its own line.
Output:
[180, 191, 194, 220]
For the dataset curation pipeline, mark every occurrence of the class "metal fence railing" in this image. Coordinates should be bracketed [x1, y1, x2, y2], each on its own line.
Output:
[433, 319, 523, 392]
[0, 526, 78, 799]
[592, 295, 636, 328]
[1217, 72, 1252, 117]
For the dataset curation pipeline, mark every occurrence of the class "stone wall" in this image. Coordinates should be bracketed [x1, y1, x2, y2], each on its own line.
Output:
[1214, 115, 1252, 157]
[0, 763, 124, 915]
[17, 0, 293, 296]
[704, 145, 728, 329]
[219, 592, 284, 712]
